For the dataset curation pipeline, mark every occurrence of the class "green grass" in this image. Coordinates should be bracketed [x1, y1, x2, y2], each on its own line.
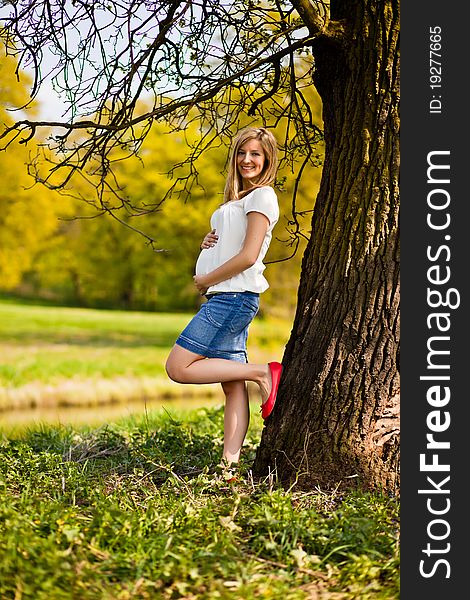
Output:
[0, 406, 400, 599]
[0, 300, 290, 409]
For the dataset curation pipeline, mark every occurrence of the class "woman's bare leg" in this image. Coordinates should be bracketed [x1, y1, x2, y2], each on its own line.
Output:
[221, 380, 249, 464]
[165, 345, 272, 402]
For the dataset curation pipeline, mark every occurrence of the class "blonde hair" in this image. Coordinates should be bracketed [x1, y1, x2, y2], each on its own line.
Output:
[223, 127, 279, 203]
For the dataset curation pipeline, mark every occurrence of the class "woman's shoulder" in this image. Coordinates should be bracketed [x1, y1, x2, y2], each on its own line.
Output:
[252, 185, 277, 195]
[243, 185, 280, 224]
[244, 185, 278, 201]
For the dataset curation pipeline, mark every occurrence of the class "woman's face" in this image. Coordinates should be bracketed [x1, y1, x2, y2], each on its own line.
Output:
[236, 139, 266, 188]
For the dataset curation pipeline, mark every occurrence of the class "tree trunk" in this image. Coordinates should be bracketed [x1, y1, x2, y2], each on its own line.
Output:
[254, 0, 400, 494]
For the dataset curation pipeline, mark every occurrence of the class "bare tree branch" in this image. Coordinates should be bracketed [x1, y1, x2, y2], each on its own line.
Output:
[0, 0, 328, 257]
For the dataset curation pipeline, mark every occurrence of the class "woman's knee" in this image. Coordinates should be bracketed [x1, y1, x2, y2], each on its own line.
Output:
[222, 380, 246, 396]
[165, 356, 186, 383]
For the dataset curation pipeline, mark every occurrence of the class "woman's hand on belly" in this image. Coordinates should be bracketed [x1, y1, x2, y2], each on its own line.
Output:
[193, 274, 209, 295]
[200, 229, 219, 250]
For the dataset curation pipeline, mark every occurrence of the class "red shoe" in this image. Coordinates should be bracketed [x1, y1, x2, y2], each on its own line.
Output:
[261, 362, 283, 419]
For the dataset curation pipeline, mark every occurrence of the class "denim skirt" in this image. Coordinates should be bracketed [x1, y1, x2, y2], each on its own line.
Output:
[175, 291, 260, 363]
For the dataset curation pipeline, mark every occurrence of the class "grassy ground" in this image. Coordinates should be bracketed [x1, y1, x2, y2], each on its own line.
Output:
[0, 300, 291, 411]
[0, 406, 400, 599]
[0, 300, 400, 597]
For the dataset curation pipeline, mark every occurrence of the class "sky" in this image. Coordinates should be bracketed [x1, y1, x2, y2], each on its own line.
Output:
[35, 82, 70, 121]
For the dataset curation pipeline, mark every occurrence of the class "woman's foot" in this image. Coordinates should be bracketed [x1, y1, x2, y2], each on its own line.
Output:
[260, 362, 283, 419]
[216, 460, 238, 484]
[258, 364, 272, 404]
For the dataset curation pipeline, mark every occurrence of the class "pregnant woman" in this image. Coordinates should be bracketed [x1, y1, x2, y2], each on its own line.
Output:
[165, 126, 283, 477]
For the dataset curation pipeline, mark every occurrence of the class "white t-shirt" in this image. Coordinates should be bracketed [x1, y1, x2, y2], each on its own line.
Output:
[195, 186, 279, 294]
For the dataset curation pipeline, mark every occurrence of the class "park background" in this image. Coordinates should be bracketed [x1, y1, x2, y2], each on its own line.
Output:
[0, 10, 400, 597]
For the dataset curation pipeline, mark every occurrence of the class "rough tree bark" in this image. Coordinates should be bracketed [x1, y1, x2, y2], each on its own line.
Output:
[254, 0, 400, 494]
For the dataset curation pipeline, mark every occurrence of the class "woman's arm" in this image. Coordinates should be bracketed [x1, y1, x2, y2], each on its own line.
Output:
[193, 211, 269, 294]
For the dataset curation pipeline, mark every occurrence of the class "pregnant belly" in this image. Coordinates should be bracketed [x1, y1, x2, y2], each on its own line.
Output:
[195, 249, 213, 275]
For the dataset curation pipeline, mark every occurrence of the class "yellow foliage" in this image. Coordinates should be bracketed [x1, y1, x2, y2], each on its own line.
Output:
[0, 51, 36, 124]
[0, 50, 60, 289]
